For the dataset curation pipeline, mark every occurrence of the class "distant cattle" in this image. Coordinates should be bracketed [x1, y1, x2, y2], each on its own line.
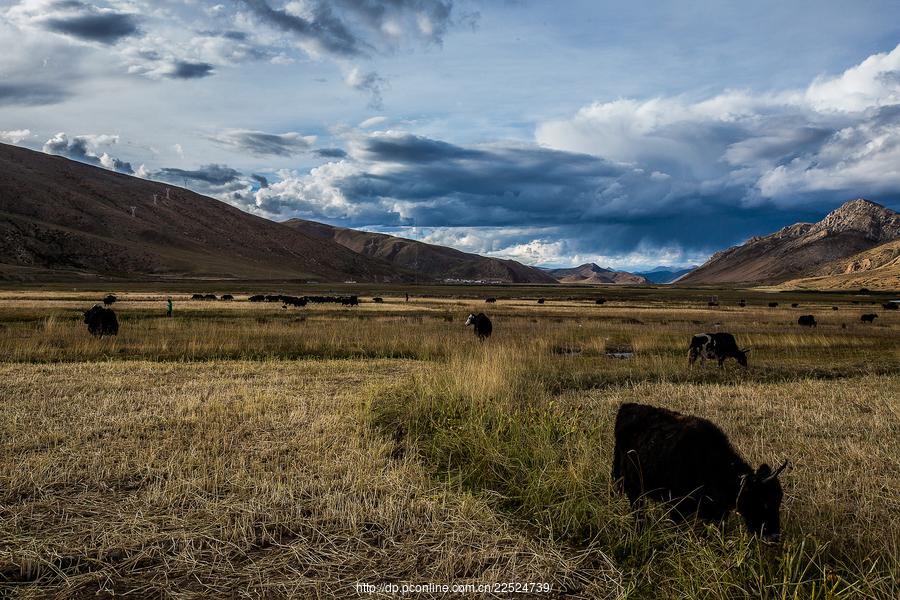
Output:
[281, 296, 307, 308]
[373, 297, 384, 303]
[707, 301, 719, 307]
[768, 302, 778, 308]
[791, 303, 799, 308]
[688, 332, 749, 368]
[249, 295, 265, 302]
[883, 302, 899, 311]
[797, 315, 817, 327]
[465, 313, 493, 341]
[612, 403, 787, 541]
[595, 298, 607, 305]
[485, 298, 497, 304]
[221, 294, 234, 301]
[103, 294, 117, 306]
[204, 294, 217, 301]
[341, 296, 359, 306]
[191, 294, 204, 300]
[832, 306, 839, 311]
[84, 305, 119, 337]
[537, 298, 545, 304]
[738, 299, 746, 307]
[860, 313, 878, 323]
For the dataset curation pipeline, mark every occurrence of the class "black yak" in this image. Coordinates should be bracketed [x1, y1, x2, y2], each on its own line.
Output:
[341, 296, 359, 306]
[768, 302, 778, 308]
[797, 315, 817, 327]
[84, 305, 119, 337]
[221, 294, 234, 301]
[860, 313, 878, 323]
[249, 294, 265, 302]
[204, 294, 217, 301]
[612, 402, 787, 541]
[191, 294, 204, 300]
[537, 298, 545, 304]
[738, 299, 746, 307]
[595, 298, 607, 305]
[103, 294, 117, 306]
[688, 333, 749, 368]
[791, 303, 799, 308]
[373, 297, 384, 303]
[465, 313, 492, 341]
[485, 298, 497, 304]
[883, 302, 898, 311]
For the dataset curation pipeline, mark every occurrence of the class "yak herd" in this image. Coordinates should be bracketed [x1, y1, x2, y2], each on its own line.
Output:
[76, 292, 898, 542]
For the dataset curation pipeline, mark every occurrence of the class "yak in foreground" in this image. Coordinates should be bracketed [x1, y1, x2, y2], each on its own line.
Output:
[465, 313, 492, 341]
[860, 313, 878, 323]
[84, 305, 119, 337]
[612, 402, 787, 541]
[688, 333, 749, 368]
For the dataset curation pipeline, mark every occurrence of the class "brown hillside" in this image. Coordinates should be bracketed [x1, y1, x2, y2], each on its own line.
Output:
[283, 218, 558, 283]
[679, 199, 900, 285]
[0, 143, 411, 282]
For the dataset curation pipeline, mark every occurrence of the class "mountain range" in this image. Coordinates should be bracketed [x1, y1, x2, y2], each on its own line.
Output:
[680, 199, 900, 287]
[544, 263, 650, 284]
[3, 142, 898, 289]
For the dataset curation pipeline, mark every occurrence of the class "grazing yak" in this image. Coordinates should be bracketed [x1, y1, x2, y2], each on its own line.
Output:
[797, 315, 817, 327]
[688, 333, 749, 369]
[204, 294, 217, 301]
[485, 298, 497, 304]
[738, 299, 746, 307]
[768, 302, 778, 308]
[191, 293, 204, 300]
[373, 297, 384, 303]
[103, 294, 117, 306]
[612, 403, 787, 541]
[791, 303, 799, 308]
[221, 294, 234, 301]
[832, 306, 839, 311]
[861, 313, 878, 323]
[537, 298, 545, 304]
[249, 294, 265, 302]
[84, 305, 119, 337]
[465, 313, 493, 341]
[595, 298, 607, 305]
[883, 302, 899, 311]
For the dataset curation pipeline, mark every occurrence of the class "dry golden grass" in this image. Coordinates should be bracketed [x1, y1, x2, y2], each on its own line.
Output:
[0, 360, 621, 598]
[0, 290, 898, 598]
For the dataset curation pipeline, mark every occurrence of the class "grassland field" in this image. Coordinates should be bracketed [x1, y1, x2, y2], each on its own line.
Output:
[0, 285, 898, 599]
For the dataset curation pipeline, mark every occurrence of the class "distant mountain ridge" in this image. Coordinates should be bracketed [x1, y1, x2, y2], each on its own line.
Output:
[679, 199, 900, 285]
[282, 218, 558, 284]
[636, 266, 697, 284]
[545, 263, 649, 284]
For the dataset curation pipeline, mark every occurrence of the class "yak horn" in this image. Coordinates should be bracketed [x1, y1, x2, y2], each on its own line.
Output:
[764, 460, 788, 482]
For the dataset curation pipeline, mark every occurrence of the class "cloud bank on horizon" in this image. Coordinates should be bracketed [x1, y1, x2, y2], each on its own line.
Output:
[2, 0, 900, 270]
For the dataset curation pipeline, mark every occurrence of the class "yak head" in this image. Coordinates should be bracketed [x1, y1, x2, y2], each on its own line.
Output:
[737, 460, 787, 542]
[83, 304, 104, 323]
[736, 347, 751, 367]
[465, 313, 476, 327]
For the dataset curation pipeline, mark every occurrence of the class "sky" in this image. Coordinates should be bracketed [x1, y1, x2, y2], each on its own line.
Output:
[2, 0, 900, 271]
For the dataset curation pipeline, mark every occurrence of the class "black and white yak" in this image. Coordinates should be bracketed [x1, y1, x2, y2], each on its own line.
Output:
[688, 333, 749, 369]
[465, 313, 493, 341]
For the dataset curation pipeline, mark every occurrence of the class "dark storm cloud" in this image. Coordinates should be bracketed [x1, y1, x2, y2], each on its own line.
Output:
[240, 0, 366, 57]
[0, 82, 69, 106]
[358, 132, 483, 163]
[208, 130, 315, 157]
[314, 148, 348, 158]
[166, 61, 215, 79]
[42, 133, 133, 174]
[251, 173, 269, 188]
[42, 11, 139, 44]
[156, 164, 242, 185]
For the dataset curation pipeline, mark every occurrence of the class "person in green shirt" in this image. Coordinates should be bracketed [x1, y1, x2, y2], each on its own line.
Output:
[166, 297, 173, 317]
